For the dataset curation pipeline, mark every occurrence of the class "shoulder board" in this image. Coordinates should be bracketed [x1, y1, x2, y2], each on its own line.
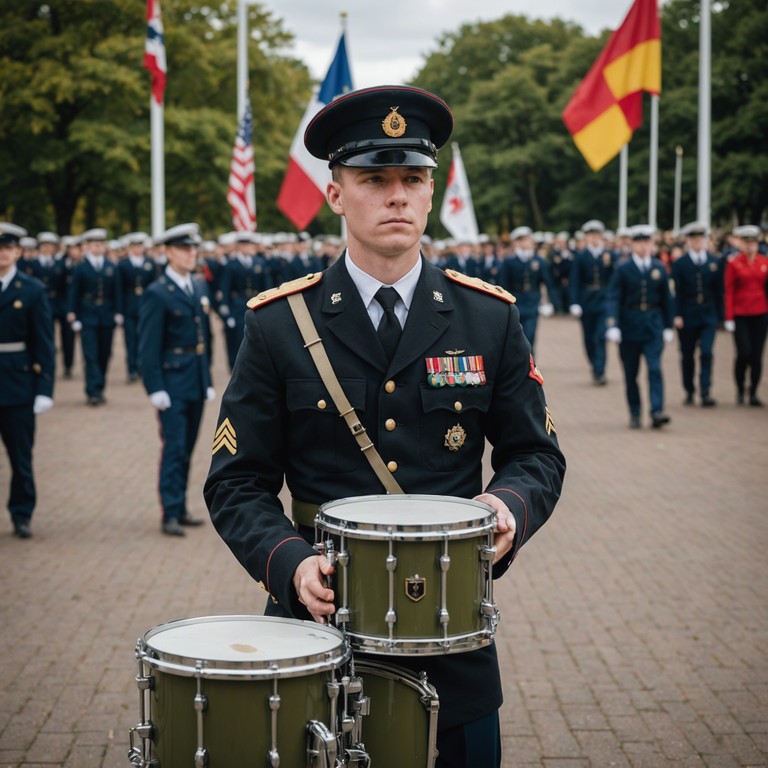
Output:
[247, 272, 323, 310]
[444, 269, 516, 304]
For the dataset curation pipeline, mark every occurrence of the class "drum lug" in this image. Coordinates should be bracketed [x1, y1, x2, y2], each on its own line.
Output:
[344, 746, 371, 767]
[194, 747, 209, 768]
[480, 544, 496, 561]
[306, 719, 338, 767]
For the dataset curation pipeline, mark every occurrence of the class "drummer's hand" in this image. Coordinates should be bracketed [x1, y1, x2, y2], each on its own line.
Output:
[293, 555, 336, 624]
[474, 493, 517, 564]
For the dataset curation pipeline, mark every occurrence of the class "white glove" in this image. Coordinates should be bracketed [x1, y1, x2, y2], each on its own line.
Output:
[569, 304, 583, 318]
[33, 395, 54, 415]
[149, 390, 171, 411]
[724, 320, 735, 332]
[226, 317, 236, 328]
[206, 387, 216, 402]
[115, 313, 124, 326]
[606, 327, 622, 343]
[538, 302, 554, 317]
[663, 328, 674, 344]
[71, 320, 83, 333]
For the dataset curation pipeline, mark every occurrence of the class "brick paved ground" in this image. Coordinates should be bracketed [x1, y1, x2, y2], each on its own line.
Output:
[0, 314, 766, 767]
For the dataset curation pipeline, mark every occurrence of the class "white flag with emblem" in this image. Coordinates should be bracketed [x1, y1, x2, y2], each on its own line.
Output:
[439, 143, 479, 243]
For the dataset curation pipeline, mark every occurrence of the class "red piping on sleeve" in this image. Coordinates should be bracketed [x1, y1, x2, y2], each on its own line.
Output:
[488, 487, 528, 557]
[265, 536, 305, 594]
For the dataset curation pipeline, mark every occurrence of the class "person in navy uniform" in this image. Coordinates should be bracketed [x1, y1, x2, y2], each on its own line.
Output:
[218, 231, 273, 371]
[0, 223, 56, 539]
[500, 226, 554, 353]
[139, 223, 215, 536]
[671, 221, 723, 406]
[569, 219, 618, 385]
[66, 228, 121, 405]
[115, 232, 158, 382]
[58, 236, 80, 377]
[606, 225, 674, 429]
[205, 85, 565, 768]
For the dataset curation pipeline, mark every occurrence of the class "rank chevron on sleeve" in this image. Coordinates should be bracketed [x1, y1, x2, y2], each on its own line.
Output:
[212, 418, 237, 456]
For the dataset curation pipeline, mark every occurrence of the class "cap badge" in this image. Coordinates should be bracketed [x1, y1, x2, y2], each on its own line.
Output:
[331, 292, 342, 305]
[433, 290, 443, 303]
[382, 107, 407, 138]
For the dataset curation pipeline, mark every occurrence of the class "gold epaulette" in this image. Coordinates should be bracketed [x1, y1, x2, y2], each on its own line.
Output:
[247, 272, 323, 310]
[444, 269, 516, 304]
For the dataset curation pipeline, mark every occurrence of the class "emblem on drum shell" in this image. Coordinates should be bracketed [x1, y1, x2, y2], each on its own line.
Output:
[405, 575, 426, 601]
[444, 424, 467, 451]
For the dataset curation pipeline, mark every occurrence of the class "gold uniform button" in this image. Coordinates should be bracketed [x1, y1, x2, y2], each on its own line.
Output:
[385, 418, 396, 431]
[317, 399, 327, 410]
[385, 380, 396, 393]
[454, 401, 463, 412]
[387, 461, 398, 473]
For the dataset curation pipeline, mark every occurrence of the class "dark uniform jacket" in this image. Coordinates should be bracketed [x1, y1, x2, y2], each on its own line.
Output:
[569, 248, 617, 312]
[66, 258, 118, 326]
[219, 256, 273, 323]
[501, 254, 553, 316]
[205, 255, 565, 729]
[607, 257, 674, 341]
[23, 258, 68, 319]
[138, 275, 212, 401]
[115, 257, 158, 317]
[0, 271, 55, 406]
[670, 252, 723, 325]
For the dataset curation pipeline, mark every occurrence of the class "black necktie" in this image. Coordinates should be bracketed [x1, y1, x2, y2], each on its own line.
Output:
[375, 287, 402, 360]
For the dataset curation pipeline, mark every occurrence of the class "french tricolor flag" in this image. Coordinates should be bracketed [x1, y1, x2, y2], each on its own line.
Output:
[144, 0, 167, 106]
[277, 33, 353, 230]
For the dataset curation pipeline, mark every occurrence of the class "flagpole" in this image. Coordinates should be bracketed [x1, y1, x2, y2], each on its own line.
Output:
[673, 145, 683, 233]
[648, 94, 659, 228]
[339, 11, 348, 243]
[619, 144, 628, 230]
[697, 0, 711, 227]
[150, 98, 165, 237]
[237, 0, 249, 120]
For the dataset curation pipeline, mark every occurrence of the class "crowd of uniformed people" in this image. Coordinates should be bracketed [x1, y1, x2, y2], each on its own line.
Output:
[1, 217, 767, 539]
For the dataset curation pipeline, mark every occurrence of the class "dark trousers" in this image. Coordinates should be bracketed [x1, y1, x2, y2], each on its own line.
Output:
[123, 314, 140, 376]
[677, 321, 717, 396]
[581, 309, 608, 376]
[0, 405, 36, 525]
[436, 711, 502, 768]
[56, 315, 76, 372]
[80, 323, 114, 397]
[733, 314, 768, 395]
[157, 397, 204, 522]
[619, 335, 665, 416]
[519, 312, 539, 354]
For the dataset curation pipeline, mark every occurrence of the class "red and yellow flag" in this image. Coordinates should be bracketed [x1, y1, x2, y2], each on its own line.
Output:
[562, 0, 660, 172]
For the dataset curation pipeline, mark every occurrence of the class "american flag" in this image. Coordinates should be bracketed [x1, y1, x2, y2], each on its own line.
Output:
[143, 0, 166, 105]
[227, 100, 257, 232]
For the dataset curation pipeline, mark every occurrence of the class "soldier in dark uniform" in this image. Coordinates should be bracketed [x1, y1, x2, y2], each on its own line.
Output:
[116, 232, 158, 382]
[671, 221, 723, 406]
[606, 225, 674, 429]
[0, 223, 56, 539]
[139, 223, 214, 537]
[569, 219, 618, 385]
[218, 231, 272, 371]
[58, 236, 80, 377]
[205, 86, 565, 768]
[501, 225, 555, 352]
[66, 228, 120, 405]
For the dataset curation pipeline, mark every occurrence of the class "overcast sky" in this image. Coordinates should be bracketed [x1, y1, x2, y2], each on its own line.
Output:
[260, 0, 643, 87]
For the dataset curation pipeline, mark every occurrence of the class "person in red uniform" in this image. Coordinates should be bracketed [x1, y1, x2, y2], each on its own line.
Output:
[723, 225, 768, 406]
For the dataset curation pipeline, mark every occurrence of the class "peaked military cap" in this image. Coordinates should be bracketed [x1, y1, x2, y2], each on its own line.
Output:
[20, 236, 38, 249]
[124, 231, 149, 245]
[630, 224, 656, 241]
[582, 219, 605, 234]
[37, 231, 60, 245]
[680, 221, 709, 237]
[304, 85, 453, 169]
[81, 228, 108, 242]
[733, 225, 761, 240]
[156, 223, 201, 247]
[510, 226, 533, 241]
[0, 222, 28, 246]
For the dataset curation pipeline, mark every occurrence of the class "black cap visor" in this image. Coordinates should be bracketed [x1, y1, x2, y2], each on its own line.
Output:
[338, 144, 438, 169]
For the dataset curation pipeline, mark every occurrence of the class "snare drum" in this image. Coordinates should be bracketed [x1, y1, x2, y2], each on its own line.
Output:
[355, 659, 439, 768]
[128, 615, 366, 767]
[316, 495, 500, 655]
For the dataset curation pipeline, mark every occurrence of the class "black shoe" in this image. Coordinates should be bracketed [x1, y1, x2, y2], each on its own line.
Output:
[128, 372, 139, 383]
[749, 395, 763, 407]
[64, 369, 72, 380]
[629, 416, 641, 429]
[96, 394, 106, 405]
[701, 394, 717, 407]
[162, 519, 186, 536]
[14, 523, 32, 539]
[179, 515, 204, 527]
[593, 374, 607, 386]
[651, 412, 671, 428]
[737, 391, 745, 405]
[87, 396, 100, 406]
[683, 393, 694, 406]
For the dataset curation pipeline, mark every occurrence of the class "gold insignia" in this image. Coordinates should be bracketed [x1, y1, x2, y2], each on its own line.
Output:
[445, 349, 465, 355]
[382, 106, 407, 137]
[405, 575, 426, 602]
[444, 424, 467, 452]
[433, 291, 444, 303]
[603, 252, 612, 266]
[331, 292, 342, 305]
[212, 417, 237, 456]
[444, 269, 516, 304]
[651, 269, 661, 280]
[545, 406, 557, 436]
[14, 300, 23, 309]
[247, 272, 323, 310]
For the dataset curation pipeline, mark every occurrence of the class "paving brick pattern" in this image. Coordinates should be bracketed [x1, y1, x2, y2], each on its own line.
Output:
[1, 315, 766, 767]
